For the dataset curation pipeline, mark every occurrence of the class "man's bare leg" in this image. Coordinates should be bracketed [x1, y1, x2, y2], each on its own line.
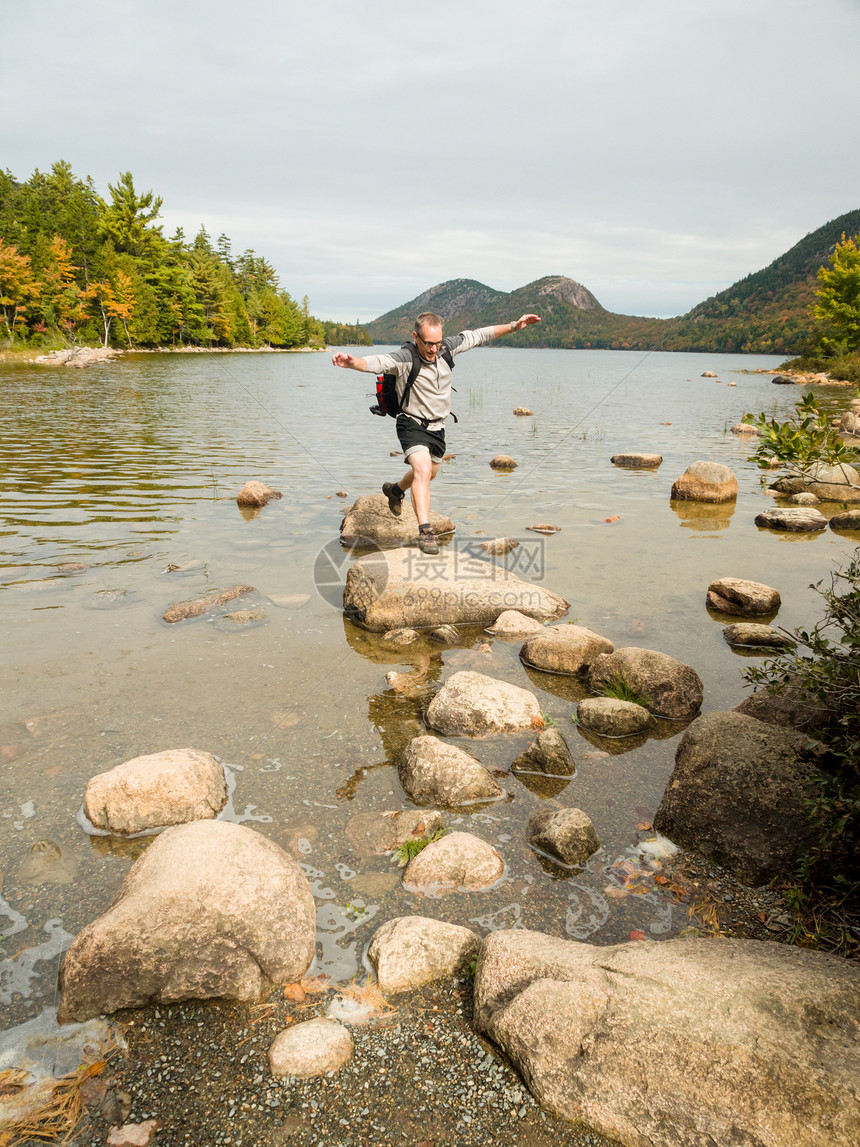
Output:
[402, 450, 439, 524]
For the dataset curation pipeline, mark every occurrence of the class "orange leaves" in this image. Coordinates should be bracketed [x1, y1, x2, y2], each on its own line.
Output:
[629, 930, 649, 942]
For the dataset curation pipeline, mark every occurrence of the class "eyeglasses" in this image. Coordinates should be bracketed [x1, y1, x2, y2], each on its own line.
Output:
[416, 333, 444, 350]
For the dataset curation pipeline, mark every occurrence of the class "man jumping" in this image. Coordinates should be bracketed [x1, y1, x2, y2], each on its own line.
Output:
[331, 310, 540, 553]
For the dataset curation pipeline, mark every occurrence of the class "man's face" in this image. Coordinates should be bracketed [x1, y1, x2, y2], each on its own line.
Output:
[414, 323, 444, 362]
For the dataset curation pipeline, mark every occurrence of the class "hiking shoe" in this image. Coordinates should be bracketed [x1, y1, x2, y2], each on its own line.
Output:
[417, 530, 440, 555]
[382, 481, 404, 516]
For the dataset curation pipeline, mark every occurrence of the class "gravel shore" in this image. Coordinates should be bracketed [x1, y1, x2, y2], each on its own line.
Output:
[69, 979, 618, 1147]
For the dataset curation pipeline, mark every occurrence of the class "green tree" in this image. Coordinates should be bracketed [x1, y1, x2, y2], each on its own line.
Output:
[814, 232, 860, 355]
[100, 171, 164, 259]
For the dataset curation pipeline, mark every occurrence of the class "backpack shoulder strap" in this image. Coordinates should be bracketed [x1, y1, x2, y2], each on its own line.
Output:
[398, 342, 423, 411]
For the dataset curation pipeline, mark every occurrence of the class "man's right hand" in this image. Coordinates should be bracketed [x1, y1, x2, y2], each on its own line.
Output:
[331, 352, 355, 368]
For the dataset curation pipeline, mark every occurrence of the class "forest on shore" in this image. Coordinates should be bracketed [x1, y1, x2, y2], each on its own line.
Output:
[0, 161, 370, 351]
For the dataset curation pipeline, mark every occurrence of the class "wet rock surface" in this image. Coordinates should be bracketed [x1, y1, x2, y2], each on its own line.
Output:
[83, 747, 228, 836]
[474, 930, 860, 1147]
[344, 809, 445, 856]
[368, 916, 479, 994]
[830, 508, 860, 530]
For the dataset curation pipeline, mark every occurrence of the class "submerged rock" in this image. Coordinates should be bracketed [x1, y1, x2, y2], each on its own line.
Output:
[426, 671, 541, 736]
[368, 916, 479, 993]
[162, 584, 255, 623]
[473, 930, 860, 1147]
[489, 455, 518, 469]
[399, 735, 502, 807]
[343, 548, 568, 632]
[58, 821, 316, 1022]
[706, 576, 780, 616]
[477, 537, 520, 556]
[84, 748, 227, 836]
[654, 711, 826, 884]
[830, 509, 860, 530]
[513, 407, 533, 416]
[345, 809, 445, 856]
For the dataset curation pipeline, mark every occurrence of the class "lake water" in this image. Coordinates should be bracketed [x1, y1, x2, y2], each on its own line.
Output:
[1, 346, 858, 1029]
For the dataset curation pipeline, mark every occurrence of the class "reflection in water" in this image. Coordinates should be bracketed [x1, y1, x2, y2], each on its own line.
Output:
[669, 499, 736, 532]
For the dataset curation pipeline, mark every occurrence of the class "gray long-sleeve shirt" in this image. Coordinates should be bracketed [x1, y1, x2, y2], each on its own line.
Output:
[362, 326, 497, 430]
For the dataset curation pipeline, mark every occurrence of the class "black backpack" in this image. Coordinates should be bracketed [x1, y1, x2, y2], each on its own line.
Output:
[370, 341, 455, 418]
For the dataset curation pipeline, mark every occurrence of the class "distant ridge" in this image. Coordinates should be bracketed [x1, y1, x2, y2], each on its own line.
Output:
[362, 209, 860, 354]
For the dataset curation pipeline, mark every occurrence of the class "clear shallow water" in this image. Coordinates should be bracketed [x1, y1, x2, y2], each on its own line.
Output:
[1, 347, 858, 1027]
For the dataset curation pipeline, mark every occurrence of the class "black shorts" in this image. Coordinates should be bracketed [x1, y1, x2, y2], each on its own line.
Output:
[396, 414, 446, 463]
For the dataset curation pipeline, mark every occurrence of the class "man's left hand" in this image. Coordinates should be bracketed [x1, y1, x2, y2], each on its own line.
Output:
[513, 314, 541, 331]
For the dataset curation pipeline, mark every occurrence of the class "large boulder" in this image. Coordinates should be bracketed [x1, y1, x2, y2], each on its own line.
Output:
[474, 930, 860, 1147]
[399, 735, 502, 807]
[520, 625, 614, 675]
[83, 748, 227, 836]
[654, 711, 826, 884]
[587, 648, 703, 721]
[670, 461, 737, 503]
[526, 808, 600, 866]
[830, 509, 860, 530]
[706, 576, 780, 616]
[755, 507, 828, 531]
[340, 494, 454, 548]
[402, 831, 504, 893]
[343, 548, 569, 632]
[57, 821, 316, 1022]
[367, 916, 479, 993]
[770, 462, 860, 503]
[426, 671, 541, 736]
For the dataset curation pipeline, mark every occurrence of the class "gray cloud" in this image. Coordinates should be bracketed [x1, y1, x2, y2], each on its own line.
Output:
[3, 0, 858, 320]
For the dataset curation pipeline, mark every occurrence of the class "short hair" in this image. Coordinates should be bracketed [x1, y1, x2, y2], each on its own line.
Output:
[414, 312, 443, 337]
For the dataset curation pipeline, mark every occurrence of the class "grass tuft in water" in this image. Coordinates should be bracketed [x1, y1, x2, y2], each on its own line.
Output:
[393, 828, 447, 867]
[595, 676, 650, 708]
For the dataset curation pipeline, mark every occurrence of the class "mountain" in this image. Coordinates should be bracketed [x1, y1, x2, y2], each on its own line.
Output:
[362, 209, 860, 354]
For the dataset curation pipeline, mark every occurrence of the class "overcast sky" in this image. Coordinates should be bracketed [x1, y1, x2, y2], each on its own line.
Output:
[3, 0, 859, 321]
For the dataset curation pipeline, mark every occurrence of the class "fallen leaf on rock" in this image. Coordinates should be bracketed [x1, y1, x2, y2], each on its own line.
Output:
[283, 983, 306, 1002]
[654, 873, 670, 885]
[605, 886, 629, 899]
[629, 930, 649, 941]
[637, 821, 653, 831]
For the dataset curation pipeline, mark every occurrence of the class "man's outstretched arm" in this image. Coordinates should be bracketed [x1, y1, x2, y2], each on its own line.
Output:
[331, 352, 368, 371]
[492, 313, 541, 339]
